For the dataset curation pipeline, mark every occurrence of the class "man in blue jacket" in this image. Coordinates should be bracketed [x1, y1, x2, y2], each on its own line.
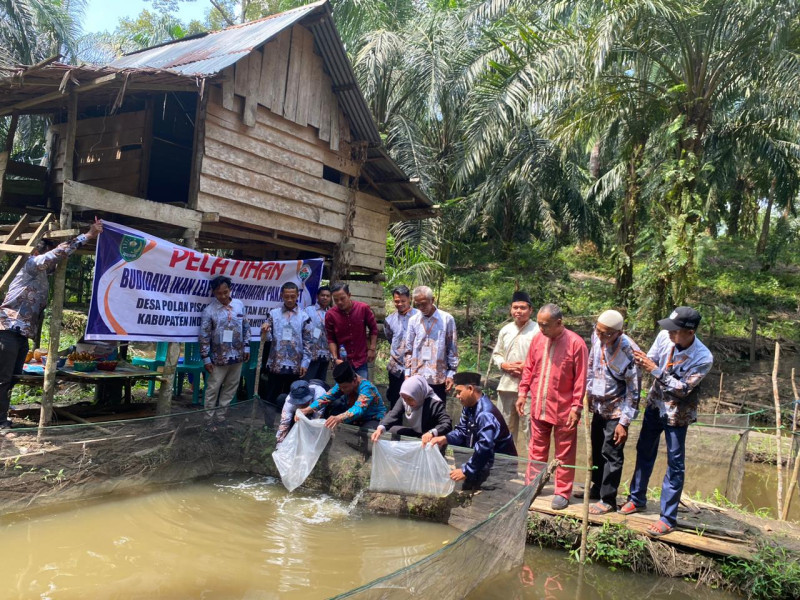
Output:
[430, 371, 516, 489]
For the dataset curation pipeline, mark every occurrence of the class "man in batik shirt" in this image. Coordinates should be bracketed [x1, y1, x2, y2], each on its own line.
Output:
[404, 285, 458, 401]
[582, 309, 640, 515]
[304, 285, 331, 382]
[200, 276, 251, 429]
[383, 285, 418, 410]
[0, 219, 103, 432]
[262, 281, 312, 409]
[620, 307, 713, 538]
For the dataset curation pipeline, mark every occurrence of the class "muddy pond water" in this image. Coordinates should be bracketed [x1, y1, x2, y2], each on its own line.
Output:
[1, 476, 456, 599]
[1, 474, 748, 599]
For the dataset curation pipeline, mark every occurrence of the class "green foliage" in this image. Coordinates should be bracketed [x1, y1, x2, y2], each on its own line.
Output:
[720, 543, 800, 600]
[582, 522, 650, 572]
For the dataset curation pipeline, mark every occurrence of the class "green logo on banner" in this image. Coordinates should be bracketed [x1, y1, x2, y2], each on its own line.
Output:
[120, 234, 146, 262]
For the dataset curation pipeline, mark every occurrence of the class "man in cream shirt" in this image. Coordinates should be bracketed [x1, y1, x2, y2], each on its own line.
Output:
[491, 291, 538, 451]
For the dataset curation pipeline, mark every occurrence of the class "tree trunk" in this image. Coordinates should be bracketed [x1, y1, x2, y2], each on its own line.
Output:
[756, 180, 776, 256]
[614, 147, 643, 308]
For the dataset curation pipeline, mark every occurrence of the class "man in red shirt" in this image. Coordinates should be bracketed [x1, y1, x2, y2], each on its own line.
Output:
[325, 282, 378, 379]
[516, 303, 588, 510]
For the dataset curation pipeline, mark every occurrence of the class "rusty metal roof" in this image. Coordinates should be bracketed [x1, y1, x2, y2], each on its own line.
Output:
[109, 2, 323, 76]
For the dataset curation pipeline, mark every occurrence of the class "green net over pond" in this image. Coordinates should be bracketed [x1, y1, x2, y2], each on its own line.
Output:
[0, 400, 539, 599]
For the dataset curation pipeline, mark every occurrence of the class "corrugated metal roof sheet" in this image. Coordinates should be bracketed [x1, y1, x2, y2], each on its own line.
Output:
[109, 2, 323, 75]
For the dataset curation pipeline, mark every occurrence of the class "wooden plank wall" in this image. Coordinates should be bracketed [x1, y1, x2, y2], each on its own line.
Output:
[199, 23, 392, 274]
[50, 111, 145, 199]
[344, 280, 387, 321]
[227, 25, 352, 152]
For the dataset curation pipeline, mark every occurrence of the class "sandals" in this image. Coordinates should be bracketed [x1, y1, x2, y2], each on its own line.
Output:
[619, 501, 644, 515]
[647, 520, 674, 537]
[589, 501, 615, 515]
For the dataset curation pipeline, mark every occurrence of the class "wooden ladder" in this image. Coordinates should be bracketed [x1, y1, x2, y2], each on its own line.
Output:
[0, 213, 57, 295]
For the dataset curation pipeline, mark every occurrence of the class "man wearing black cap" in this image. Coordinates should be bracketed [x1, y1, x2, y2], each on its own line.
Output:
[301, 361, 386, 430]
[619, 306, 713, 537]
[430, 371, 516, 489]
[491, 291, 538, 451]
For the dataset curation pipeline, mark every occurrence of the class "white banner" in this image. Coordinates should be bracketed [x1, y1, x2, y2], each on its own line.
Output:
[85, 221, 323, 342]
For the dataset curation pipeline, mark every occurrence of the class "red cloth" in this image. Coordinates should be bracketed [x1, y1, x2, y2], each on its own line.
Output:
[527, 419, 578, 498]
[324, 301, 378, 369]
[517, 328, 588, 426]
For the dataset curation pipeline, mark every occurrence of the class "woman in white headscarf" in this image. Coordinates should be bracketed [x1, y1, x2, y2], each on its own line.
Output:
[371, 375, 453, 444]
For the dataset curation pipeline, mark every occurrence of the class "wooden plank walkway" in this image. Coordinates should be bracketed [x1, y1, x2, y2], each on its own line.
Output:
[530, 491, 755, 559]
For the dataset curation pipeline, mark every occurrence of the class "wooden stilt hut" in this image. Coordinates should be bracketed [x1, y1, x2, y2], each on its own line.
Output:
[0, 0, 433, 423]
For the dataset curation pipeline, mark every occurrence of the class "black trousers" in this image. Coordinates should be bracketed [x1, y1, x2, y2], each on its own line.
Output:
[264, 370, 300, 407]
[386, 370, 405, 410]
[0, 330, 28, 425]
[304, 358, 329, 383]
[590, 413, 627, 505]
[430, 383, 448, 403]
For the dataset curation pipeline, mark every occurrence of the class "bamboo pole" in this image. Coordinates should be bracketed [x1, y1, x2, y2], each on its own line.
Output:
[714, 372, 724, 426]
[772, 342, 784, 519]
[579, 393, 591, 563]
[476, 329, 482, 372]
[157, 230, 197, 415]
[782, 369, 799, 520]
[788, 368, 798, 476]
[40, 93, 76, 435]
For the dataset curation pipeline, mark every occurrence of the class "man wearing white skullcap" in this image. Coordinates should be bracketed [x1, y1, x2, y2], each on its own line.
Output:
[579, 309, 641, 515]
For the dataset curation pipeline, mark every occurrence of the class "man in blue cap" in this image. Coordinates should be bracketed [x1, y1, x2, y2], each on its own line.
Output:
[619, 307, 713, 537]
[275, 379, 327, 444]
[430, 371, 516, 489]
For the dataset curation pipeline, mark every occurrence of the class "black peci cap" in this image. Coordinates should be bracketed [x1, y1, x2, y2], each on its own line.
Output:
[658, 306, 702, 331]
[332, 361, 357, 383]
[452, 372, 482, 387]
[512, 290, 532, 305]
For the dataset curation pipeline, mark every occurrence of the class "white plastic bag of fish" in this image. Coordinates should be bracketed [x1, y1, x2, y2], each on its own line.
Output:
[370, 439, 455, 497]
[272, 410, 332, 492]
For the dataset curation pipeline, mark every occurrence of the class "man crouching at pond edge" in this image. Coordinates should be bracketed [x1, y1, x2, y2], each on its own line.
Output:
[619, 306, 713, 537]
[429, 371, 516, 490]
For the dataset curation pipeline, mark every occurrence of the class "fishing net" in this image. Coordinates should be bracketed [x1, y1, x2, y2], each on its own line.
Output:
[570, 412, 751, 503]
[0, 399, 539, 599]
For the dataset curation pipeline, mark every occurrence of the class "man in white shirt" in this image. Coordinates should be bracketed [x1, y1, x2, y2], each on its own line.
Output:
[491, 291, 538, 452]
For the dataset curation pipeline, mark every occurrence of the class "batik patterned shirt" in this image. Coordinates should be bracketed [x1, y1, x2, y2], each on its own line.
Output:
[199, 298, 251, 366]
[587, 332, 641, 426]
[266, 305, 312, 373]
[304, 304, 331, 360]
[404, 307, 459, 385]
[308, 379, 386, 424]
[0, 234, 87, 338]
[384, 307, 419, 376]
[645, 330, 713, 427]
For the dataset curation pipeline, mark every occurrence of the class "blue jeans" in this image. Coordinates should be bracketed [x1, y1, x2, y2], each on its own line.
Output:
[628, 407, 688, 527]
[354, 364, 369, 380]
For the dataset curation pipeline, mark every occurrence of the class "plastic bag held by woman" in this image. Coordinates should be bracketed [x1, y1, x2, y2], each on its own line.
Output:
[370, 439, 455, 497]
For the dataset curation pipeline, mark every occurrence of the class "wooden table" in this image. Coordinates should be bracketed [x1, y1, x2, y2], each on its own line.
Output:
[17, 364, 160, 405]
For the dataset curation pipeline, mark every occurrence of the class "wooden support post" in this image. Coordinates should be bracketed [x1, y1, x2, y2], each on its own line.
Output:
[773, 342, 784, 519]
[749, 314, 757, 364]
[579, 393, 592, 563]
[714, 372, 724, 425]
[156, 230, 198, 415]
[3, 112, 18, 152]
[40, 93, 77, 433]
